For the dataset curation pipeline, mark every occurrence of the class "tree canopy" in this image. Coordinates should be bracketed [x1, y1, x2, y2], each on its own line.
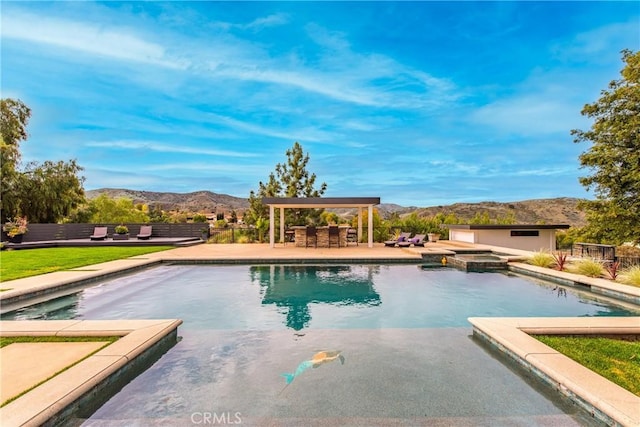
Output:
[1, 99, 32, 222]
[17, 160, 85, 223]
[246, 142, 327, 227]
[88, 194, 150, 224]
[571, 50, 640, 245]
[0, 98, 86, 224]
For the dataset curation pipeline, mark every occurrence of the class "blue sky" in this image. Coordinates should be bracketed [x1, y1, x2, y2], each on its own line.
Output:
[1, 1, 638, 207]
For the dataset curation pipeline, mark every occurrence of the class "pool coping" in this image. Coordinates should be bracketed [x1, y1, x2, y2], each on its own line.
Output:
[0, 319, 182, 427]
[2, 243, 640, 425]
[468, 317, 640, 427]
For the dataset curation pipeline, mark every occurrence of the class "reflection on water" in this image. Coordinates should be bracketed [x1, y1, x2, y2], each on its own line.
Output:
[250, 265, 381, 330]
[2, 265, 638, 329]
[3, 293, 82, 320]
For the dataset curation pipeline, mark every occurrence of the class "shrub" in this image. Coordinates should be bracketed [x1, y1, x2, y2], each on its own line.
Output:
[527, 250, 555, 268]
[552, 252, 569, 271]
[235, 235, 251, 244]
[570, 258, 604, 278]
[605, 261, 621, 280]
[192, 213, 208, 223]
[3, 217, 28, 237]
[618, 265, 640, 287]
[209, 234, 227, 243]
[114, 224, 129, 234]
[616, 245, 640, 257]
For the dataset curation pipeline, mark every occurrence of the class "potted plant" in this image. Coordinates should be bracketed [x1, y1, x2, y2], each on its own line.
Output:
[201, 226, 210, 241]
[427, 232, 440, 243]
[3, 217, 28, 243]
[113, 224, 129, 240]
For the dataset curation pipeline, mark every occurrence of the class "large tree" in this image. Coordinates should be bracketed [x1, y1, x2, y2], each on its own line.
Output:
[0, 98, 86, 224]
[571, 49, 640, 245]
[1, 99, 31, 222]
[17, 160, 86, 223]
[246, 142, 327, 227]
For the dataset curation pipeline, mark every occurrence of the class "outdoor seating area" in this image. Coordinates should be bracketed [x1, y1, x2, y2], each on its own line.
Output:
[2, 223, 205, 249]
[385, 232, 431, 247]
[398, 233, 427, 247]
[292, 225, 349, 248]
[89, 226, 108, 241]
[261, 197, 380, 248]
[137, 225, 153, 240]
[384, 232, 411, 247]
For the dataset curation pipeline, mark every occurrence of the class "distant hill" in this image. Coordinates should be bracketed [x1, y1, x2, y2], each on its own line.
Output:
[86, 189, 586, 227]
[411, 197, 586, 227]
[86, 188, 249, 213]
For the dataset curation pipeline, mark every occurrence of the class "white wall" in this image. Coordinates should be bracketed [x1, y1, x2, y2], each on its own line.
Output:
[450, 229, 557, 251]
[449, 230, 475, 243]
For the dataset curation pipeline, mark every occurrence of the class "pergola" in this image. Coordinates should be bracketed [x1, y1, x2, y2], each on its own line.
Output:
[261, 197, 381, 248]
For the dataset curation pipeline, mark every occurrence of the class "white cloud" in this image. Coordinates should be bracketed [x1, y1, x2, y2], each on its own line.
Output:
[243, 13, 289, 31]
[86, 141, 259, 158]
[1, 10, 187, 69]
[470, 93, 583, 135]
[553, 19, 640, 61]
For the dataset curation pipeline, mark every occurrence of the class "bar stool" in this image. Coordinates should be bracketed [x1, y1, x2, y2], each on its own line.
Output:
[305, 226, 317, 248]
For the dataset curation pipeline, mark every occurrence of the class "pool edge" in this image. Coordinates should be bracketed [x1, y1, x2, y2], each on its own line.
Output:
[468, 316, 640, 427]
[0, 319, 183, 427]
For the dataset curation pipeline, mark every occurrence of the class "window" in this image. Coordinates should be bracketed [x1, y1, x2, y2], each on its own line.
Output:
[511, 230, 539, 237]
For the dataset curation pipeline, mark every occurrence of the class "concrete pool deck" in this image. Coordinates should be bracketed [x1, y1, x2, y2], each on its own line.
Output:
[1, 242, 639, 426]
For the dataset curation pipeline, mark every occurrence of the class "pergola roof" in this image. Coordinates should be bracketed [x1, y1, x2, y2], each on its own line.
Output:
[262, 197, 380, 208]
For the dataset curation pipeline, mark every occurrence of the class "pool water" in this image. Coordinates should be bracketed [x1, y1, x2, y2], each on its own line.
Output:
[5, 264, 637, 425]
[5, 264, 634, 328]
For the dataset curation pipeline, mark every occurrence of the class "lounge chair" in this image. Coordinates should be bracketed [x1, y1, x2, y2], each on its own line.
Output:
[137, 225, 152, 240]
[90, 226, 108, 241]
[384, 232, 412, 247]
[398, 234, 426, 247]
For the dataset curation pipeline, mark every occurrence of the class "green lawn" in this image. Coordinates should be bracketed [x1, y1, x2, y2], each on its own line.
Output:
[536, 335, 640, 396]
[0, 246, 173, 282]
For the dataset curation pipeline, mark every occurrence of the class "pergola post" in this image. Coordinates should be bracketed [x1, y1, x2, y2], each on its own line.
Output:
[279, 208, 285, 244]
[269, 205, 275, 248]
[368, 205, 373, 248]
[358, 207, 363, 244]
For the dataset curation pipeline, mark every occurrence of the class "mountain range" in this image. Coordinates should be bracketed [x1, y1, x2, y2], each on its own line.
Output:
[86, 189, 587, 227]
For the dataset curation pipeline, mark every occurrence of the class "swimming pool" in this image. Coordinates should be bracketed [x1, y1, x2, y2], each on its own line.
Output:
[5, 264, 637, 425]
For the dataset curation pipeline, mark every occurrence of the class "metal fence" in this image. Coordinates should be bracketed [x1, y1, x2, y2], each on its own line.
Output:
[616, 256, 640, 269]
[208, 227, 260, 243]
[571, 242, 640, 269]
[572, 243, 616, 261]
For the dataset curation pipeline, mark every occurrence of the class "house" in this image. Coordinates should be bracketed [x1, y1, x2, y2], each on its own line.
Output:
[446, 224, 570, 252]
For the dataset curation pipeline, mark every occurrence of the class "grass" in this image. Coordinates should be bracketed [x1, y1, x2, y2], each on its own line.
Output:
[1, 335, 120, 407]
[619, 265, 640, 287]
[527, 250, 555, 268]
[0, 335, 120, 348]
[536, 335, 640, 396]
[0, 246, 173, 282]
[569, 258, 604, 277]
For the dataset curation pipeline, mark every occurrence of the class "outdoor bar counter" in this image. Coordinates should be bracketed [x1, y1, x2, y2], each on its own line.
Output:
[290, 226, 349, 248]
